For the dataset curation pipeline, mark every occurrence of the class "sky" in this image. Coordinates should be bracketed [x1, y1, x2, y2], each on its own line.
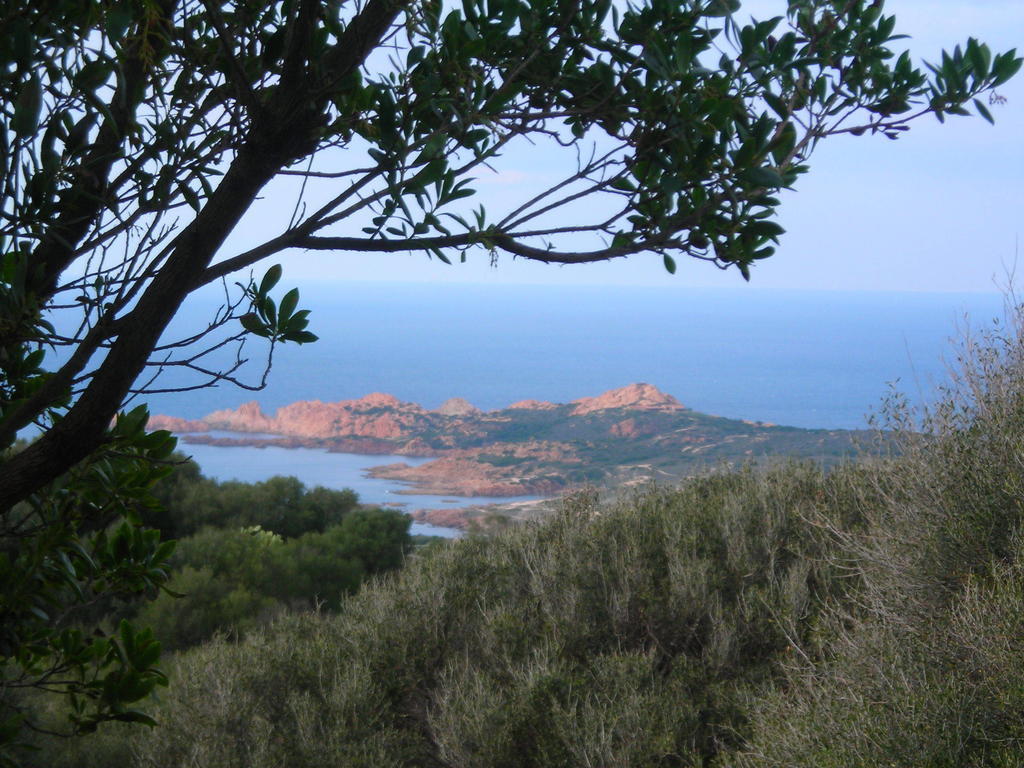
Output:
[221, 0, 1024, 294]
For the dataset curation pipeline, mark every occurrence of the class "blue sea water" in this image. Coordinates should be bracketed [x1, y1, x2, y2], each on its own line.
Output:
[148, 282, 1002, 429]
[127, 282, 1003, 531]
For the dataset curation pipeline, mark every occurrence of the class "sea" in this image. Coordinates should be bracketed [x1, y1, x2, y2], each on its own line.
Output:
[122, 282, 1004, 535]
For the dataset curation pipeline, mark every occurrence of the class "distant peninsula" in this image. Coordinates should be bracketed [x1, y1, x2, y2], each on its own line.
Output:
[152, 383, 867, 503]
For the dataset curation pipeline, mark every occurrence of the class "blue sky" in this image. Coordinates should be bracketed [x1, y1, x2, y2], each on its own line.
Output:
[226, 0, 1023, 293]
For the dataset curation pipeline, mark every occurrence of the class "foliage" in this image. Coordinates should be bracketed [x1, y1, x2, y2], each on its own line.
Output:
[734, 300, 1024, 767]
[0, 434, 377, 763]
[0, 0, 1020, 760]
[145, 454, 360, 539]
[2, 0, 1019, 508]
[0, 408, 176, 764]
[73, 465, 862, 767]
[136, 508, 412, 650]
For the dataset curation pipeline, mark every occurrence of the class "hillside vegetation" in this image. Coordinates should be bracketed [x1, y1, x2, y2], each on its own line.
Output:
[38, 309, 1024, 767]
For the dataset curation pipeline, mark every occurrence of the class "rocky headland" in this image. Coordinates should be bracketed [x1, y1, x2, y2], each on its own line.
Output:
[152, 383, 865, 518]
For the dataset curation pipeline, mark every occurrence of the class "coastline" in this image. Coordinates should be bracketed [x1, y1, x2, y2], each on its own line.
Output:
[155, 383, 873, 529]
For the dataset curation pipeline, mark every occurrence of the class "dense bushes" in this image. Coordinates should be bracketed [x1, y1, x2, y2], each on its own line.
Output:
[735, 307, 1024, 768]
[145, 459, 360, 539]
[44, 464, 867, 767]
[109, 459, 412, 651]
[136, 507, 411, 651]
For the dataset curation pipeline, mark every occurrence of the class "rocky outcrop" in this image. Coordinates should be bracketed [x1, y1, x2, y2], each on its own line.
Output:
[609, 419, 633, 438]
[571, 383, 684, 415]
[367, 440, 576, 496]
[204, 401, 275, 433]
[198, 393, 432, 440]
[157, 384, 688, 441]
[435, 397, 480, 417]
[506, 399, 558, 410]
[152, 383, 862, 503]
[148, 415, 210, 433]
[368, 457, 565, 496]
[408, 507, 476, 530]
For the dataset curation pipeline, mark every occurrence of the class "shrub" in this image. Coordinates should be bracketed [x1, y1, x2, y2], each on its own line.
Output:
[134, 509, 411, 651]
[115, 463, 862, 767]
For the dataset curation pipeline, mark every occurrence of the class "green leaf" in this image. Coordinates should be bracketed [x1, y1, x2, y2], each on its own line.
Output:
[770, 122, 797, 165]
[13, 75, 43, 139]
[261, 296, 277, 326]
[106, 5, 134, 41]
[178, 181, 201, 212]
[967, 39, 991, 79]
[29, 606, 49, 621]
[240, 313, 266, 335]
[285, 331, 319, 344]
[663, 254, 677, 274]
[704, 0, 740, 17]
[991, 51, 1022, 87]
[763, 92, 789, 119]
[740, 167, 785, 188]
[259, 265, 282, 296]
[462, 128, 489, 146]
[430, 247, 452, 265]
[407, 45, 425, 67]
[972, 99, 994, 124]
[278, 288, 299, 324]
[112, 711, 159, 727]
[745, 220, 786, 241]
[74, 60, 111, 93]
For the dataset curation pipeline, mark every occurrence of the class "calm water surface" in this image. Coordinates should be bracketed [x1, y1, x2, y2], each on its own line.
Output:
[148, 284, 1003, 429]
[180, 436, 541, 538]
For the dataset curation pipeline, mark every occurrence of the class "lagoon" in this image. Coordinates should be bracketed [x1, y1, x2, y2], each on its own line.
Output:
[179, 436, 542, 538]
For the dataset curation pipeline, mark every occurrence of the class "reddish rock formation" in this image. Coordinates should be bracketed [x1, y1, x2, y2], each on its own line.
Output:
[367, 441, 576, 496]
[370, 456, 566, 496]
[506, 399, 558, 410]
[571, 383, 684, 415]
[154, 384, 698, 497]
[204, 401, 275, 432]
[409, 507, 476, 530]
[198, 393, 431, 440]
[156, 384, 686, 441]
[435, 397, 480, 416]
[148, 415, 210, 433]
[150, 382, 862, 506]
[609, 418, 655, 439]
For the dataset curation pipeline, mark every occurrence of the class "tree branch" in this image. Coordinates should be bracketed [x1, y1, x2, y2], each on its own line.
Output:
[28, 0, 178, 303]
[0, 0, 419, 512]
[296, 232, 683, 265]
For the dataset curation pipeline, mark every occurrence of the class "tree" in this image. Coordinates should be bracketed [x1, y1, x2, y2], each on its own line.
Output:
[0, 0, 1018, 757]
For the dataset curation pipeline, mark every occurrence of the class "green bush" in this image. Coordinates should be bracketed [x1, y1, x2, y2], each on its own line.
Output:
[733, 304, 1024, 768]
[109, 464, 864, 767]
[136, 565, 281, 651]
[134, 509, 412, 651]
[146, 459, 360, 539]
